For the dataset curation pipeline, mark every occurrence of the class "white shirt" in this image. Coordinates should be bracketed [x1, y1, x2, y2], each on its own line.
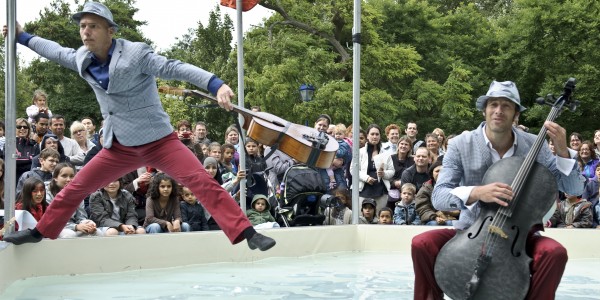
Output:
[451, 124, 576, 210]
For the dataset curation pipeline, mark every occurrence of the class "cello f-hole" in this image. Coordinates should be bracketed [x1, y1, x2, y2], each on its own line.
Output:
[510, 225, 522, 257]
[467, 216, 493, 239]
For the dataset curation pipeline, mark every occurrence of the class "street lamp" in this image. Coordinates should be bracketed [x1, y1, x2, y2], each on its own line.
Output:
[299, 84, 315, 102]
[299, 84, 315, 126]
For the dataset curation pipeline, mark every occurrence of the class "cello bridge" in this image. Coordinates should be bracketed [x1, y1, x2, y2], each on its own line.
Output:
[488, 225, 508, 239]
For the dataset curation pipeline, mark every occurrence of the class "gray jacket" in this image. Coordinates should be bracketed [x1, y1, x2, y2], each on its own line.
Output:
[25, 36, 217, 148]
[433, 122, 584, 230]
[89, 189, 139, 229]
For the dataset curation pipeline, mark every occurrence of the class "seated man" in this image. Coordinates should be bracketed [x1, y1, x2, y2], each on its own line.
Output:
[411, 80, 584, 299]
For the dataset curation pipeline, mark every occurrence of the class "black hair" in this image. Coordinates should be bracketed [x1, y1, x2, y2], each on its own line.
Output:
[49, 163, 76, 197]
[35, 113, 50, 122]
[18, 177, 47, 213]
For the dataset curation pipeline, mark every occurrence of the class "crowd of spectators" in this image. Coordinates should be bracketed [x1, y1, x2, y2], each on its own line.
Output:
[1, 89, 599, 241]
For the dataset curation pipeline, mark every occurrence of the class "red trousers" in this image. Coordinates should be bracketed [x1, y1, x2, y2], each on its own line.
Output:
[37, 133, 252, 243]
[411, 228, 567, 300]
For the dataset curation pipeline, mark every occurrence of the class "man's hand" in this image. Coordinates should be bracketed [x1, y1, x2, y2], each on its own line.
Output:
[468, 182, 513, 207]
[544, 121, 569, 158]
[2, 22, 23, 38]
[216, 84, 235, 111]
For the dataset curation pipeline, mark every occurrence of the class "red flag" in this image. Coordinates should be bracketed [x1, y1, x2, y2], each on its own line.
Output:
[220, 0, 260, 12]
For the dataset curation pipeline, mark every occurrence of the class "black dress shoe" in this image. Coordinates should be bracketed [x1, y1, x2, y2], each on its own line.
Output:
[246, 233, 276, 251]
[3, 229, 43, 245]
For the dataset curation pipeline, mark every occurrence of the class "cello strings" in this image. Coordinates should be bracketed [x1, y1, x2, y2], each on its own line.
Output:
[484, 105, 561, 257]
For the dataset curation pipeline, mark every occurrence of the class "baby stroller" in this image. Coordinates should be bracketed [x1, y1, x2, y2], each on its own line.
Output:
[277, 164, 327, 226]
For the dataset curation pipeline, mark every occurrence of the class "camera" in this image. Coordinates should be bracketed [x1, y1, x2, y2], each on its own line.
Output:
[319, 194, 341, 209]
[181, 132, 192, 139]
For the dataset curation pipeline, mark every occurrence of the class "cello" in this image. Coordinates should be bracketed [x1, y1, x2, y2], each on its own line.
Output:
[434, 78, 578, 300]
[158, 86, 338, 169]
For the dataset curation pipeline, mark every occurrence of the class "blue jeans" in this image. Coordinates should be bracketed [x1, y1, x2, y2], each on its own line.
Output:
[425, 220, 453, 226]
[145, 222, 191, 233]
[318, 168, 347, 194]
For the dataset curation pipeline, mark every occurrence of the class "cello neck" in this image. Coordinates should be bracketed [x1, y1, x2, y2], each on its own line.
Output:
[157, 86, 271, 127]
[510, 79, 577, 201]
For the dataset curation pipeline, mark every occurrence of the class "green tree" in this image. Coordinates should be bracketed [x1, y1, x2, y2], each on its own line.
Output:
[160, 5, 236, 140]
[493, 0, 600, 136]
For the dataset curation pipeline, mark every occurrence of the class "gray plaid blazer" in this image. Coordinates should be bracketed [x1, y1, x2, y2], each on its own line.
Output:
[433, 122, 585, 230]
[26, 36, 216, 148]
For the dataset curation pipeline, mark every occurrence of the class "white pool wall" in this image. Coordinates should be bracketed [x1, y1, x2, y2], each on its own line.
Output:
[0, 225, 598, 294]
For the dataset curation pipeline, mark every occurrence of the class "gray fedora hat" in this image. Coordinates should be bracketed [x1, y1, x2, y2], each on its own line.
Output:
[476, 80, 526, 112]
[72, 2, 119, 31]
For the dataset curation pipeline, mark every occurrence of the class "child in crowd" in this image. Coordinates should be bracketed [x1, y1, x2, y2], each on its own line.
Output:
[143, 173, 190, 233]
[323, 124, 351, 192]
[394, 183, 420, 225]
[46, 163, 100, 238]
[378, 207, 394, 224]
[547, 193, 593, 228]
[200, 141, 210, 159]
[30, 133, 70, 170]
[90, 178, 146, 236]
[180, 186, 209, 231]
[220, 143, 237, 181]
[16, 177, 47, 223]
[26, 90, 53, 125]
[208, 142, 222, 161]
[246, 194, 278, 228]
[17, 148, 60, 195]
[203, 157, 246, 230]
[245, 138, 267, 174]
[323, 187, 352, 225]
[359, 198, 378, 224]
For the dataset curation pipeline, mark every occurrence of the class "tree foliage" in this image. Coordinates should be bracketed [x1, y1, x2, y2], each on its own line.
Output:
[160, 4, 236, 140]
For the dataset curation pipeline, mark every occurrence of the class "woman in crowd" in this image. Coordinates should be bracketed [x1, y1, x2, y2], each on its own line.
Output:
[594, 130, 600, 157]
[15, 118, 39, 181]
[388, 136, 415, 209]
[432, 128, 447, 155]
[70, 121, 95, 169]
[569, 132, 583, 151]
[353, 124, 394, 211]
[578, 140, 599, 180]
[425, 133, 441, 163]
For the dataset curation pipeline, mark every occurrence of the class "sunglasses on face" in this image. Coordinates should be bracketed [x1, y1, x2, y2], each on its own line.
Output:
[16, 125, 29, 130]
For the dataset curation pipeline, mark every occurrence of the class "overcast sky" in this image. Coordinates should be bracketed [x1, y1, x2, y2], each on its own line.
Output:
[1, 0, 273, 63]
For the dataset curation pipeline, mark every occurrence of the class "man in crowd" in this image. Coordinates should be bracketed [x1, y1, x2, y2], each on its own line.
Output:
[406, 121, 423, 154]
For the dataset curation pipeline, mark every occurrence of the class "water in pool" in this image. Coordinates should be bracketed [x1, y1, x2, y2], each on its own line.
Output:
[2, 252, 599, 299]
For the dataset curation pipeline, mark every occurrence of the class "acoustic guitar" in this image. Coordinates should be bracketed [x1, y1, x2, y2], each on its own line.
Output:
[158, 86, 338, 169]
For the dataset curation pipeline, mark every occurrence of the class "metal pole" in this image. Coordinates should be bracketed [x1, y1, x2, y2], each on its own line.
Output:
[3, 0, 18, 234]
[236, 0, 247, 212]
[350, 0, 362, 224]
